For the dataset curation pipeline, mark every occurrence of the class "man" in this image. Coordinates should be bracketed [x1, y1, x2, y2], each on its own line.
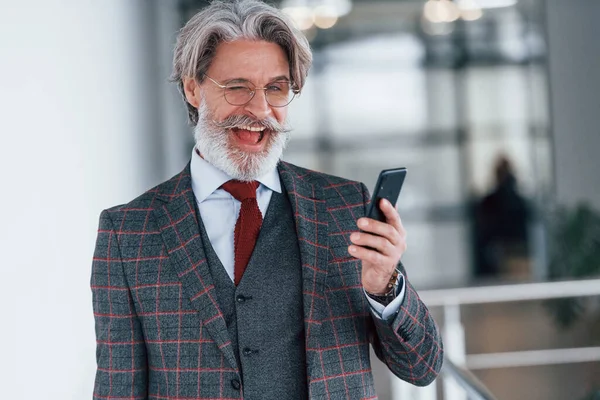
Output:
[91, 1, 443, 399]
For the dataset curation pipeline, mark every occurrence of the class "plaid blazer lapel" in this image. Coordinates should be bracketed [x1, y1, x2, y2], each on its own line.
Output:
[278, 162, 329, 351]
[152, 163, 238, 371]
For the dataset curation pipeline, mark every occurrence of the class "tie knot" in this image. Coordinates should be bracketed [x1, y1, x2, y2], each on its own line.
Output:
[221, 180, 259, 202]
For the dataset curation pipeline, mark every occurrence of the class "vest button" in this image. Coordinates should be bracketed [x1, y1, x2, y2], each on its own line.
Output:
[236, 295, 246, 303]
[243, 347, 253, 356]
[231, 378, 241, 391]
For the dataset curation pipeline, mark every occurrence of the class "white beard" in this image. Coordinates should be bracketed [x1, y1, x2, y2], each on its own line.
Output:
[194, 102, 290, 182]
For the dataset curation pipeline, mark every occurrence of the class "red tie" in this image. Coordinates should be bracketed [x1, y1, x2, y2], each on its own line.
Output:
[221, 180, 263, 285]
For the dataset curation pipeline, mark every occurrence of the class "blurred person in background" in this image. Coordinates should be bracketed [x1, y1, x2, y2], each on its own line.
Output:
[473, 155, 531, 279]
[90, 1, 442, 399]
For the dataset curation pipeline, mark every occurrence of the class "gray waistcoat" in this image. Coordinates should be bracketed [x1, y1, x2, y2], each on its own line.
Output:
[197, 189, 308, 399]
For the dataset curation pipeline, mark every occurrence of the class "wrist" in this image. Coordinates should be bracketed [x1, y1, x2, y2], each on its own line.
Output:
[367, 267, 401, 295]
[365, 266, 402, 303]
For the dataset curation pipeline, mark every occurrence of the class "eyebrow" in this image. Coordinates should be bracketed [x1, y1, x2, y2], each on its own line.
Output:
[269, 75, 291, 82]
[224, 76, 291, 84]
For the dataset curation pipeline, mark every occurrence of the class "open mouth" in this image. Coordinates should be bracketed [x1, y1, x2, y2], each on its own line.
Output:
[231, 125, 268, 146]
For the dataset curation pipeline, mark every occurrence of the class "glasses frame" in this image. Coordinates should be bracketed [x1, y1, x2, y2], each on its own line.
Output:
[203, 74, 300, 107]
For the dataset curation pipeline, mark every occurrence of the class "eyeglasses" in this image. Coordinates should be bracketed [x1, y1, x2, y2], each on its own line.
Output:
[203, 74, 300, 107]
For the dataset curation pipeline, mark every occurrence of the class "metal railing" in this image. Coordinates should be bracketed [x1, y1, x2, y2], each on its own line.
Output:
[391, 278, 600, 400]
[443, 359, 497, 400]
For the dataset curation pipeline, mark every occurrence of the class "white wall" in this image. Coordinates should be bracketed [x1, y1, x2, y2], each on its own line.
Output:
[0, 1, 183, 398]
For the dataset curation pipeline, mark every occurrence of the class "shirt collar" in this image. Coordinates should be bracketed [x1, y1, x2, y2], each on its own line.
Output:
[190, 147, 282, 203]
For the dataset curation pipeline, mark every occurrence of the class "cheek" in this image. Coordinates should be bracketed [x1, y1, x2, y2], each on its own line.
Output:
[213, 105, 240, 123]
[203, 92, 238, 122]
[273, 108, 288, 124]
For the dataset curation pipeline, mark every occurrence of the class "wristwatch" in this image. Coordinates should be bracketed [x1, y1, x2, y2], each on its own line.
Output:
[366, 265, 403, 306]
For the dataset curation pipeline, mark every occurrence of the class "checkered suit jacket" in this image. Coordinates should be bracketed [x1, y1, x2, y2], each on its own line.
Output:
[91, 161, 443, 399]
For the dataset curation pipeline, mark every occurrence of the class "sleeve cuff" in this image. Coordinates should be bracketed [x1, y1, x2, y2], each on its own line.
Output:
[364, 274, 406, 321]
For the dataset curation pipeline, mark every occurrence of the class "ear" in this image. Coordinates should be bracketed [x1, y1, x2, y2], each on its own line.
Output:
[183, 77, 201, 108]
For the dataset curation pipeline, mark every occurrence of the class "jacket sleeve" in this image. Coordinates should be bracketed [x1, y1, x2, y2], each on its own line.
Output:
[360, 183, 444, 386]
[91, 210, 148, 399]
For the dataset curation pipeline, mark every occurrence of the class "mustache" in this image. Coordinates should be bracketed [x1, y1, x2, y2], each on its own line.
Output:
[212, 114, 291, 133]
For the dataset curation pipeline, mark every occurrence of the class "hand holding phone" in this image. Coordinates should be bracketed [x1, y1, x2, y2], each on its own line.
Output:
[353, 167, 408, 295]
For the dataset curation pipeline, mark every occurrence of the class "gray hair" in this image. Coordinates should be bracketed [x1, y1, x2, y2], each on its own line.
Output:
[171, 0, 313, 125]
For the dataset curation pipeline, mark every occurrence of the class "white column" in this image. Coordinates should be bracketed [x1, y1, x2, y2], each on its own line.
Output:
[391, 376, 438, 400]
[443, 303, 467, 400]
[0, 1, 179, 399]
[546, 0, 600, 209]
[154, 0, 195, 176]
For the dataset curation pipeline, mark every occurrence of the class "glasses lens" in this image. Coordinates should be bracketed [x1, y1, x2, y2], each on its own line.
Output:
[265, 82, 294, 107]
[224, 81, 297, 106]
[224, 82, 254, 105]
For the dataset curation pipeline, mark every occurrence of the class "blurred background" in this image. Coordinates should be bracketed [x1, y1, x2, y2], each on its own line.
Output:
[0, 0, 598, 399]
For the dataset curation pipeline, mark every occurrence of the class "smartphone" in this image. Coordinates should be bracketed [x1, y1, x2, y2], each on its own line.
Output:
[366, 167, 407, 222]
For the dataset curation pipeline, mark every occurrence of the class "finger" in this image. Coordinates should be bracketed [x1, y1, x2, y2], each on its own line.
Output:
[357, 217, 402, 246]
[350, 231, 394, 255]
[379, 198, 404, 233]
[348, 244, 389, 266]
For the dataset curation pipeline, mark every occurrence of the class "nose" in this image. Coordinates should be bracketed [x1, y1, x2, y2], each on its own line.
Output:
[244, 89, 272, 120]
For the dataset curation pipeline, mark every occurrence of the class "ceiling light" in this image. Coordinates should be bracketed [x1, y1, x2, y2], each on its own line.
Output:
[313, 5, 339, 29]
[282, 6, 314, 30]
[424, 0, 460, 24]
[461, 8, 483, 20]
[456, 0, 484, 20]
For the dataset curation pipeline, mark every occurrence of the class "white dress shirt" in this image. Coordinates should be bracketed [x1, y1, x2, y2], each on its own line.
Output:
[189, 148, 405, 320]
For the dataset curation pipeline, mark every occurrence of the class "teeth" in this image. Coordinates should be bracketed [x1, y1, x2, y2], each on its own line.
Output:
[238, 125, 266, 132]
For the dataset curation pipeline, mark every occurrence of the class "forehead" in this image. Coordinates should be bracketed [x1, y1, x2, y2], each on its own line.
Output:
[207, 39, 290, 83]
